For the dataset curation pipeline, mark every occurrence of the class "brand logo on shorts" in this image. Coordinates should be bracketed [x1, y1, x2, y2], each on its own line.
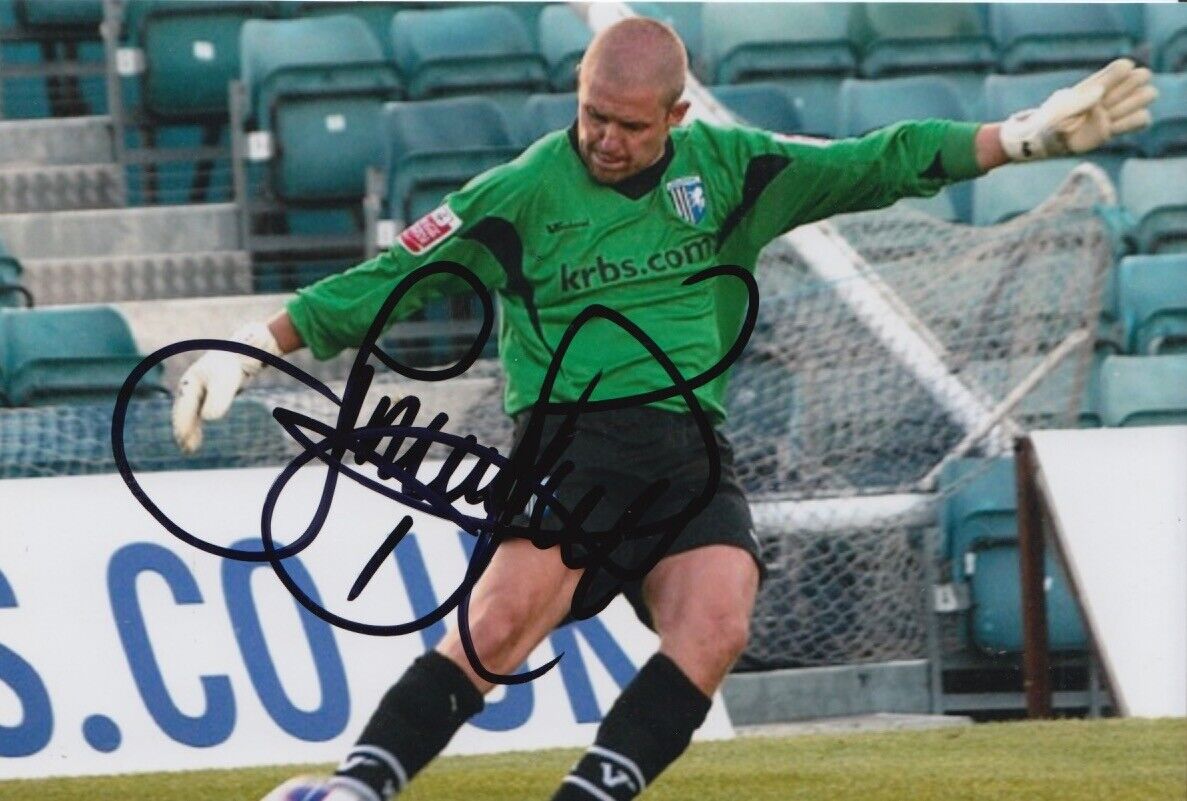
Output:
[399, 204, 462, 255]
[666, 175, 707, 225]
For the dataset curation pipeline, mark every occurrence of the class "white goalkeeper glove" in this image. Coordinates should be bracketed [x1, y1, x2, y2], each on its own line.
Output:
[999, 58, 1157, 162]
[172, 322, 282, 454]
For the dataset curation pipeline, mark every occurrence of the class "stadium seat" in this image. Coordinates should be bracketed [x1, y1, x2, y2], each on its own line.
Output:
[0, 306, 166, 407]
[14, 0, 102, 28]
[630, 2, 706, 79]
[0, 243, 29, 308]
[295, 2, 401, 58]
[122, 0, 274, 121]
[240, 15, 401, 202]
[1097, 353, 1187, 426]
[1116, 254, 1187, 355]
[989, 3, 1134, 74]
[848, 2, 995, 78]
[766, 76, 846, 138]
[1146, 2, 1187, 73]
[1142, 74, 1187, 158]
[382, 97, 520, 224]
[971, 159, 1081, 226]
[939, 457, 1018, 582]
[711, 83, 803, 134]
[984, 70, 1142, 155]
[967, 540, 1088, 654]
[1120, 157, 1187, 254]
[518, 92, 576, 145]
[391, 6, 548, 100]
[539, 4, 591, 92]
[702, 3, 858, 85]
[837, 76, 967, 137]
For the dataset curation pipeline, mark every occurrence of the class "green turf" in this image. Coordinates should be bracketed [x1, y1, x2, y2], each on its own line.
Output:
[1, 718, 1183, 801]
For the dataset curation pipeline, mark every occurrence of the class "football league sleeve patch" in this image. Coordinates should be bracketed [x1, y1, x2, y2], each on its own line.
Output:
[399, 204, 463, 255]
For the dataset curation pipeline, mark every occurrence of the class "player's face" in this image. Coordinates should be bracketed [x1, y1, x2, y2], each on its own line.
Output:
[577, 74, 688, 184]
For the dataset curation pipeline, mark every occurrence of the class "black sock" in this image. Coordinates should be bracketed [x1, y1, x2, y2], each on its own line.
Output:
[551, 653, 712, 801]
[330, 651, 484, 800]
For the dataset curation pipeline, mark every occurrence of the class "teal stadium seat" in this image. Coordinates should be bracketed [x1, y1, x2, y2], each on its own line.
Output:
[629, 3, 706, 79]
[1143, 74, 1187, 158]
[240, 15, 400, 202]
[711, 83, 803, 134]
[1120, 157, 1187, 254]
[123, 0, 273, 121]
[984, 70, 1143, 156]
[519, 92, 576, 145]
[1117, 254, 1187, 355]
[702, 3, 858, 85]
[0, 242, 29, 308]
[990, 3, 1134, 74]
[14, 0, 102, 27]
[838, 76, 967, 136]
[971, 159, 1080, 226]
[382, 97, 520, 224]
[539, 4, 591, 92]
[967, 541, 1088, 654]
[849, 2, 995, 78]
[940, 457, 1018, 582]
[295, 2, 402, 58]
[0, 306, 165, 407]
[1146, 3, 1187, 73]
[391, 6, 548, 100]
[938, 457, 1088, 654]
[1097, 354, 1187, 426]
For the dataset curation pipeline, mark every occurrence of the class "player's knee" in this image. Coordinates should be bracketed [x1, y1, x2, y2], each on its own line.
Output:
[465, 589, 537, 654]
[712, 611, 751, 664]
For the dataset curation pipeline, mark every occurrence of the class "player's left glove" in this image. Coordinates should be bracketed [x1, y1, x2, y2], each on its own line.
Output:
[999, 58, 1158, 162]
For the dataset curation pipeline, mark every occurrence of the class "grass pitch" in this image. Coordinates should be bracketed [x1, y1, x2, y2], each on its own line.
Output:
[1, 718, 1182, 801]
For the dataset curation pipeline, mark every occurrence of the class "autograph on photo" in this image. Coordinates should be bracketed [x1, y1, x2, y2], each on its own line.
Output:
[111, 260, 758, 684]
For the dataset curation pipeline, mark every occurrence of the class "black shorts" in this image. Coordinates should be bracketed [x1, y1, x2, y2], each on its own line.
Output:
[500, 405, 763, 629]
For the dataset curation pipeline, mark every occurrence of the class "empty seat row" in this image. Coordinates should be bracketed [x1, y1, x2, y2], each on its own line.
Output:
[713, 72, 1187, 157]
[116, 3, 585, 127]
[634, 2, 1187, 83]
[0, 306, 164, 407]
[963, 157, 1186, 253]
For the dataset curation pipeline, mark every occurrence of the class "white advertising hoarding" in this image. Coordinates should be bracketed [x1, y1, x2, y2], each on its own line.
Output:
[0, 464, 733, 779]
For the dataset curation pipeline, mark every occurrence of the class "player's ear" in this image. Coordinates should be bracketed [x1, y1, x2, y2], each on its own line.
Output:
[668, 99, 691, 127]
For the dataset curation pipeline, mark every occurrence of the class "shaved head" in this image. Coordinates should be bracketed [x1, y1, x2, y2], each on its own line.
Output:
[580, 17, 687, 108]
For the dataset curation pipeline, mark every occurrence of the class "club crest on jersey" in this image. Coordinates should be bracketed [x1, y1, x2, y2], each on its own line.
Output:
[666, 176, 707, 225]
[399, 204, 462, 255]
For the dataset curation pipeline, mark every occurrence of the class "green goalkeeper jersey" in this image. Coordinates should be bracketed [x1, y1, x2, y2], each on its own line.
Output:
[287, 119, 983, 423]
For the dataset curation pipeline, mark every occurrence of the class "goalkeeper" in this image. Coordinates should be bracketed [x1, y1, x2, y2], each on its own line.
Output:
[172, 18, 1154, 801]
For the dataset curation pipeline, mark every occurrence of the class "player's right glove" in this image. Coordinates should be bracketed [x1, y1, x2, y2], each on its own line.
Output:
[999, 58, 1157, 162]
[171, 321, 281, 454]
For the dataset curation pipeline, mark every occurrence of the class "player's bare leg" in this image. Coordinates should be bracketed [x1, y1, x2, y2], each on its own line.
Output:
[550, 544, 760, 800]
[322, 537, 582, 801]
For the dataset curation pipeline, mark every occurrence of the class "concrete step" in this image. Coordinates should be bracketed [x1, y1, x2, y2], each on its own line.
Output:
[0, 115, 113, 166]
[24, 250, 253, 305]
[0, 163, 121, 213]
[0, 202, 240, 259]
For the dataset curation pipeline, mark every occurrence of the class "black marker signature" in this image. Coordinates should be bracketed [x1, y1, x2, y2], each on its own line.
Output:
[112, 261, 758, 685]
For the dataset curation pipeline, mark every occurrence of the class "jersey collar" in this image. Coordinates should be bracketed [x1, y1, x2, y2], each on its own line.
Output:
[567, 122, 674, 201]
